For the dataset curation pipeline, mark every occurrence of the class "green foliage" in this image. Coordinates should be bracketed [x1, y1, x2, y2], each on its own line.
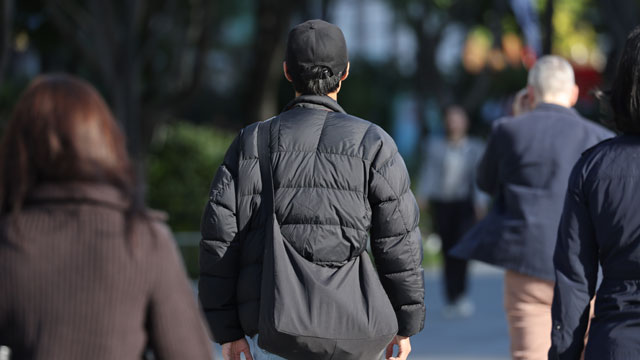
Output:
[0, 78, 29, 130]
[338, 59, 403, 130]
[174, 232, 201, 279]
[433, 0, 453, 9]
[179, 245, 200, 279]
[146, 122, 236, 231]
[551, 0, 598, 59]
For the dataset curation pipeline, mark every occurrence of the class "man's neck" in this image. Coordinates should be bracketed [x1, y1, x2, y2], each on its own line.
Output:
[534, 98, 572, 108]
[295, 91, 339, 101]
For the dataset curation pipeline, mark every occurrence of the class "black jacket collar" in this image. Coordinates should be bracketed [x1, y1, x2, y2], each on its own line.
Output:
[283, 95, 346, 114]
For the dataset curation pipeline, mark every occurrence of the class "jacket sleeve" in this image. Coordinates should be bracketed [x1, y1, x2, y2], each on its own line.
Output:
[549, 161, 598, 360]
[147, 223, 214, 359]
[476, 121, 504, 195]
[367, 126, 425, 337]
[198, 134, 245, 344]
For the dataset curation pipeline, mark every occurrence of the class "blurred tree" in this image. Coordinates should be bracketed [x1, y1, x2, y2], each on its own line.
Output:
[541, 0, 553, 54]
[389, 0, 513, 136]
[0, 0, 12, 85]
[147, 122, 235, 231]
[244, 0, 306, 126]
[43, 0, 214, 167]
[596, 0, 640, 84]
[301, 0, 335, 21]
[9, 0, 638, 170]
[321, 0, 335, 20]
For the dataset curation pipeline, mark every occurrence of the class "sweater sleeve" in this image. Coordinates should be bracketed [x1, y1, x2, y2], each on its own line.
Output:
[367, 125, 425, 337]
[198, 134, 245, 344]
[146, 223, 214, 359]
[549, 161, 598, 360]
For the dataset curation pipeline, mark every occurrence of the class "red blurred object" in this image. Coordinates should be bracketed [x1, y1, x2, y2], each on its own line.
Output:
[573, 65, 602, 102]
[521, 46, 537, 69]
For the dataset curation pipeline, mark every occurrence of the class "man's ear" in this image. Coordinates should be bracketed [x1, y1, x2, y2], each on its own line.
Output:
[569, 84, 580, 107]
[283, 61, 293, 83]
[526, 85, 537, 108]
[341, 62, 350, 81]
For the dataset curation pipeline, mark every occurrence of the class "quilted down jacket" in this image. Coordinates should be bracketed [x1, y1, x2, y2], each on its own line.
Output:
[199, 95, 425, 344]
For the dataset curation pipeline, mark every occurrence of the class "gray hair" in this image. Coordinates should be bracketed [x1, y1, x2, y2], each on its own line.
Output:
[527, 55, 575, 100]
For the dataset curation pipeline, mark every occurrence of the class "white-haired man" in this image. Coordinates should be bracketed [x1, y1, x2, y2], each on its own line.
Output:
[451, 55, 613, 360]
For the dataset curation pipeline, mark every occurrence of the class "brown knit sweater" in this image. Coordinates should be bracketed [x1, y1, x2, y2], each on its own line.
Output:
[0, 183, 213, 359]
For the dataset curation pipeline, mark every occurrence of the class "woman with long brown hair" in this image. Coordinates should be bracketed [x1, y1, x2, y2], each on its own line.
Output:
[0, 74, 213, 359]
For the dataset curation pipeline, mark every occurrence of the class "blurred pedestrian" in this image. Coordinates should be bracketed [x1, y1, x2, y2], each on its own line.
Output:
[451, 56, 613, 360]
[199, 19, 424, 360]
[418, 105, 488, 318]
[0, 74, 213, 360]
[549, 26, 640, 360]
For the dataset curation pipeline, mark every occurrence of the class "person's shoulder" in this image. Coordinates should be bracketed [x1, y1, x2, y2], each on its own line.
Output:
[235, 115, 278, 139]
[575, 115, 616, 138]
[130, 210, 175, 253]
[228, 117, 276, 160]
[573, 136, 625, 181]
[331, 110, 371, 125]
[424, 135, 445, 150]
[579, 134, 640, 163]
[348, 120, 399, 164]
[504, 109, 552, 128]
[238, 117, 269, 140]
[327, 111, 379, 137]
[487, 115, 518, 136]
[467, 136, 485, 147]
[361, 121, 395, 148]
[581, 137, 615, 158]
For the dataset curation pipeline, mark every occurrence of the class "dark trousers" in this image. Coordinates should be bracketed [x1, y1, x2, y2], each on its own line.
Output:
[431, 199, 475, 304]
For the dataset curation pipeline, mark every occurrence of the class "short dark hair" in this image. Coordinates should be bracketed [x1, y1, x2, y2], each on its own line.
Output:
[289, 65, 343, 96]
[608, 26, 640, 134]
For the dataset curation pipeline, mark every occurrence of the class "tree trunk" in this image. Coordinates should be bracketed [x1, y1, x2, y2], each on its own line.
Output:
[542, 0, 553, 55]
[414, 17, 429, 138]
[321, 0, 334, 20]
[0, 0, 13, 85]
[245, 0, 302, 125]
[598, 0, 640, 82]
[414, 18, 446, 137]
[122, 0, 142, 160]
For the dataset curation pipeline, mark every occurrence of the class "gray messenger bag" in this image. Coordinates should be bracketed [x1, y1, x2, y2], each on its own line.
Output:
[256, 119, 398, 360]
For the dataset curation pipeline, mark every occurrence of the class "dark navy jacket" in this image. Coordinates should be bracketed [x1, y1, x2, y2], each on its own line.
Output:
[451, 103, 613, 280]
[550, 135, 640, 360]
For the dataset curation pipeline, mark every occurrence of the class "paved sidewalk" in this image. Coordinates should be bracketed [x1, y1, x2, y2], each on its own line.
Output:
[206, 261, 510, 360]
[409, 262, 509, 360]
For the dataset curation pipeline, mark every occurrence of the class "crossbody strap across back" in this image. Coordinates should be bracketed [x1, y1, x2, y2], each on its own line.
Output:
[257, 120, 275, 217]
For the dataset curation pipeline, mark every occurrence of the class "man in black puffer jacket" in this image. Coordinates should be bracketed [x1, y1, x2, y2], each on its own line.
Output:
[199, 20, 425, 360]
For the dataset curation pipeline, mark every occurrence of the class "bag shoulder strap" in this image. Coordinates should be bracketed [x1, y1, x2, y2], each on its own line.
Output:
[257, 120, 275, 215]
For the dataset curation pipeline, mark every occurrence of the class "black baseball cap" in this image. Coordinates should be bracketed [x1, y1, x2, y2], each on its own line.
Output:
[285, 19, 348, 77]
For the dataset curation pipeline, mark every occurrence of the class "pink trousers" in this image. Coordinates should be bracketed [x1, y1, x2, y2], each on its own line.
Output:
[504, 270, 593, 359]
[504, 270, 555, 360]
